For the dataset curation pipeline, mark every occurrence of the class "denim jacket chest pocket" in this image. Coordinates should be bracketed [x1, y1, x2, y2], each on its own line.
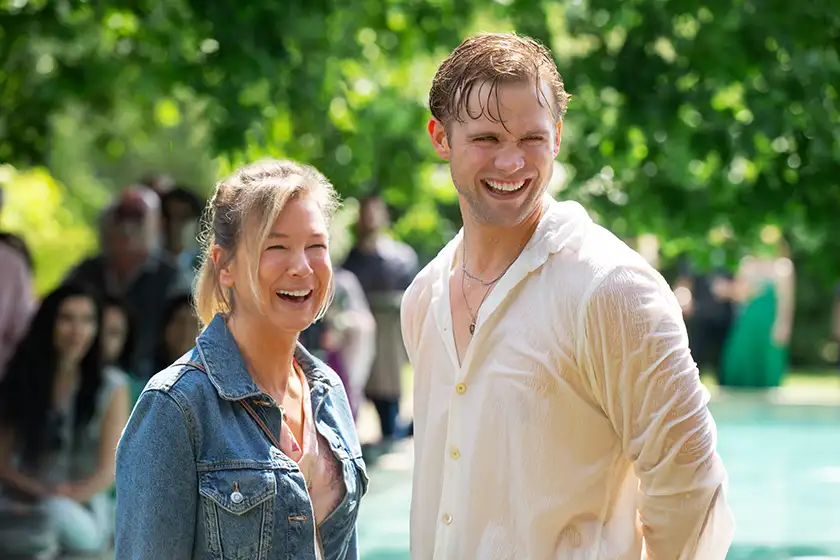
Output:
[198, 467, 279, 560]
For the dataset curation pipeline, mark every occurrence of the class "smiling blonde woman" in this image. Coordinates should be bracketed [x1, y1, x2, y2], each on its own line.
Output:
[115, 159, 368, 560]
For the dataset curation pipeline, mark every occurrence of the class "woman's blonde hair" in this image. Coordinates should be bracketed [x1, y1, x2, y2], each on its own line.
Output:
[193, 159, 340, 328]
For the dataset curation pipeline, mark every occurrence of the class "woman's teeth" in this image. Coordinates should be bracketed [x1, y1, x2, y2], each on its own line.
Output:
[278, 290, 311, 297]
[485, 179, 526, 192]
[277, 289, 312, 302]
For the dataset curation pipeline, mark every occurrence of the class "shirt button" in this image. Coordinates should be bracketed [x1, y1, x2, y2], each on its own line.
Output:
[231, 491, 244, 504]
[449, 446, 460, 460]
[441, 512, 453, 525]
[455, 383, 467, 394]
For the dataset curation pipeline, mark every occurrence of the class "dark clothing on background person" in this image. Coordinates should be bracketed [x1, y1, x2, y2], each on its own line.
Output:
[684, 269, 735, 376]
[343, 236, 418, 439]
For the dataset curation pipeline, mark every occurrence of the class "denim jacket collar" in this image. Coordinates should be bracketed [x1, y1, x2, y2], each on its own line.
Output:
[195, 313, 335, 402]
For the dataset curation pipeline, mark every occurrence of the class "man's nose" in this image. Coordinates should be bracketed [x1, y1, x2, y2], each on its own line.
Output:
[494, 145, 526, 174]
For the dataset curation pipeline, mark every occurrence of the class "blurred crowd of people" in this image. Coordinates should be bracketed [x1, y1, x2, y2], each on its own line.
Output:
[0, 178, 417, 558]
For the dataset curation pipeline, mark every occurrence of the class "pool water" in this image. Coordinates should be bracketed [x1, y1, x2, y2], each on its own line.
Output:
[356, 395, 840, 559]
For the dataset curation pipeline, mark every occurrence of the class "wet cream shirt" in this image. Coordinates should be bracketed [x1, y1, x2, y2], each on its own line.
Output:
[401, 198, 735, 559]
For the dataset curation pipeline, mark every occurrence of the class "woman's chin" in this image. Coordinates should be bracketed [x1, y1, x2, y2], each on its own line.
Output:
[266, 314, 317, 337]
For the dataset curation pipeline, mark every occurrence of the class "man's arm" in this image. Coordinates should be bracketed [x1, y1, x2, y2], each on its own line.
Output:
[581, 264, 735, 559]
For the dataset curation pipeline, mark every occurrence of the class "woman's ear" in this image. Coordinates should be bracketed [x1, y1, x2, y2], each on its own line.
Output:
[212, 245, 234, 288]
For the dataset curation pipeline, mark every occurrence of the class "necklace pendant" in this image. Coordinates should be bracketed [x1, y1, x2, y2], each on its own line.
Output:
[469, 323, 475, 335]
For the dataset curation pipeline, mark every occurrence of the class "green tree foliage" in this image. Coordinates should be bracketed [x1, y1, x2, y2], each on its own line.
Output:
[557, 0, 840, 272]
[0, 165, 96, 294]
[2, 0, 837, 261]
[1, 0, 838, 364]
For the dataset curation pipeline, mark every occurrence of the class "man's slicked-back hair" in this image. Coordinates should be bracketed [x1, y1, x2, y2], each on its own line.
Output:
[429, 32, 571, 128]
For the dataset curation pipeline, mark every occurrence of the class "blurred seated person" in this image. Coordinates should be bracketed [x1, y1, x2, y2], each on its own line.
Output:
[101, 296, 138, 403]
[161, 186, 204, 289]
[152, 293, 200, 375]
[64, 186, 181, 380]
[0, 283, 130, 558]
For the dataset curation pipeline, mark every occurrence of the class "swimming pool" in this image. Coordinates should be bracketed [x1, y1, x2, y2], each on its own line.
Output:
[357, 392, 840, 559]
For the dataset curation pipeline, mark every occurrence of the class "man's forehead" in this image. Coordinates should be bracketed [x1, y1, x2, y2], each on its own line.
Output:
[456, 79, 554, 126]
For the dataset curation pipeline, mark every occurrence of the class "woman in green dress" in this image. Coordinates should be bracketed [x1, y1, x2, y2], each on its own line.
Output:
[718, 234, 796, 387]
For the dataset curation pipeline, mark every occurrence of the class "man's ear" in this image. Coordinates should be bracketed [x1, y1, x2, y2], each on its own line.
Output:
[428, 118, 451, 161]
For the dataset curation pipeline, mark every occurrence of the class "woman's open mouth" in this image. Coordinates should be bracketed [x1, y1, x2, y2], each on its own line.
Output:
[276, 289, 313, 304]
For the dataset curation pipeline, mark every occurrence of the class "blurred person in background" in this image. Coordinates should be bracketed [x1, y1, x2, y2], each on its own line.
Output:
[402, 32, 733, 558]
[139, 172, 175, 198]
[115, 159, 368, 559]
[151, 292, 200, 374]
[343, 195, 418, 443]
[64, 186, 181, 380]
[718, 230, 795, 387]
[673, 253, 736, 381]
[0, 283, 129, 558]
[101, 296, 138, 406]
[0, 186, 36, 382]
[319, 267, 376, 420]
[161, 186, 205, 289]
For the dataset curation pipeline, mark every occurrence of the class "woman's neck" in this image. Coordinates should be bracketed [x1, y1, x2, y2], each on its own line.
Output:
[55, 359, 79, 381]
[53, 359, 80, 407]
[227, 314, 297, 398]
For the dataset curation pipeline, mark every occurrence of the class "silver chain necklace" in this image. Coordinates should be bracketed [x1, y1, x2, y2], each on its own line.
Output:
[460, 234, 528, 335]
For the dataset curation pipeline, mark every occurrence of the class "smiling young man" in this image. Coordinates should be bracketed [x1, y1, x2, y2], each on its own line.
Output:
[400, 33, 735, 559]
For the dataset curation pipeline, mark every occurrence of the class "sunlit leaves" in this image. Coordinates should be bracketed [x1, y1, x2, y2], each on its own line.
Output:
[0, 165, 96, 294]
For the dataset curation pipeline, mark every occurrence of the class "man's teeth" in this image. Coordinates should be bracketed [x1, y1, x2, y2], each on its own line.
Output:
[278, 290, 310, 297]
[485, 179, 526, 192]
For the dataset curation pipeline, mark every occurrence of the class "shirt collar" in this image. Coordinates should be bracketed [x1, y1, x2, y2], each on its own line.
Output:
[195, 313, 334, 401]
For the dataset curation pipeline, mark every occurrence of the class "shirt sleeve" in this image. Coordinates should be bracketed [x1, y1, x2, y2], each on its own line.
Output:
[580, 264, 735, 559]
[399, 279, 423, 368]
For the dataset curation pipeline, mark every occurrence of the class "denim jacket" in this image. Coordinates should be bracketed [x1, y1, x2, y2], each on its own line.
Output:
[115, 314, 369, 559]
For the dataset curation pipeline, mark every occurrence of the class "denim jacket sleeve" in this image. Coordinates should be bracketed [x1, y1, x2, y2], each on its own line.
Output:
[115, 389, 197, 558]
[344, 528, 360, 560]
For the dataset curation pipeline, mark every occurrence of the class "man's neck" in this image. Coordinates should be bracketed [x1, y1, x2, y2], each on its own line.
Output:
[459, 200, 546, 280]
[357, 232, 381, 253]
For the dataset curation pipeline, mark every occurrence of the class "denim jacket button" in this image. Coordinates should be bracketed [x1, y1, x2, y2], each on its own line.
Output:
[230, 491, 244, 504]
